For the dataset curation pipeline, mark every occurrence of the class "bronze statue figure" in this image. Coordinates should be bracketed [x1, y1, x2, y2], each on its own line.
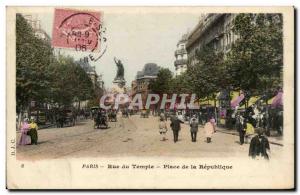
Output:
[114, 57, 124, 80]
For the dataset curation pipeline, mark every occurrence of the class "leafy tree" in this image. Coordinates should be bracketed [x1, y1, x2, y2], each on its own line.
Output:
[16, 14, 53, 113]
[186, 46, 224, 100]
[148, 68, 173, 95]
[171, 71, 193, 94]
[51, 55, 94, 107]
[226, 13, 283, 98]
[16, 14, 95, 113]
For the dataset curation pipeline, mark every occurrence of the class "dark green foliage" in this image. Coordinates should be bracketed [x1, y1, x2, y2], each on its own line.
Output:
[148, 68, 173, 94]
[226, 13, 283, 96]
[16, 14, 95, 111]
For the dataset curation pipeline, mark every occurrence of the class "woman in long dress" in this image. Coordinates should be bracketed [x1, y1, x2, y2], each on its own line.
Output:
[28, 118, 39, 145]
[18, 118, 31, 145]
[204, 118, 216, 143]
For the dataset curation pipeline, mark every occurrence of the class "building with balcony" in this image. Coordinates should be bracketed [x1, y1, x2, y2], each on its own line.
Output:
[174, 33, 188, 76]
[186, 14, 238, 66]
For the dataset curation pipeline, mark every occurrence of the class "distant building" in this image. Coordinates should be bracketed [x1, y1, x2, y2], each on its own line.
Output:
[97, 74, 104, 89]
[174, 33, 188, 76]
[186, 14, 238, 66]
[131, 63, 160, 106]
[22, 14, 51, 43]
[76, 57, 104, 90]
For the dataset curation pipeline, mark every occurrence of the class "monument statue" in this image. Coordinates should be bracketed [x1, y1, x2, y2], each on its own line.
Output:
[112, 57, 126, 90]
[114, 57, 125, 80]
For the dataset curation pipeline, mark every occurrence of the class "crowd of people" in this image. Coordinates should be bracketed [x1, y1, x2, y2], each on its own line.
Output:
[158, 112, 217, 144]
[157, 111, 271, 160]
[18, 107, 272, 160]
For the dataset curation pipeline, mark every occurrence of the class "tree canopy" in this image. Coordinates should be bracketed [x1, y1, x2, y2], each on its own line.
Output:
[148, 68, 173, 95]
[226, 13, 283, 96]
[16, 14, 95, 112]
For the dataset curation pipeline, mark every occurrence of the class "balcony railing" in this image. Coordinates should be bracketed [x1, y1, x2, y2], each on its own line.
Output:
[174, 59, 188, 66]
[174, 49, 187, 56]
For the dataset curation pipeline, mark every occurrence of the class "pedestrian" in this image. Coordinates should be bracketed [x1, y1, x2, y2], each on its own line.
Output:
[190, 115, 198, 142]
[245, 119, 255, 144]
[18, 118, 31, 145]
[158, 114, 168, 141]
[57, 111, 64, 128]
[204, 118, 216, 143]
[249, 128, 270, 160]
[177, 111, 184, 122]
[276, 110, 283, 136]
[170, 115, 183, 143]
[237, 115, 246, 145]
[164, 111, 168, 121]
[28, 117, 38, 145]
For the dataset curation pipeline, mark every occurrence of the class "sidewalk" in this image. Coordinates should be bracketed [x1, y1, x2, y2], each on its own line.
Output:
[16, 123, 56, 133]
[182, 121, 283, 146]
[215, 128, 283, 146]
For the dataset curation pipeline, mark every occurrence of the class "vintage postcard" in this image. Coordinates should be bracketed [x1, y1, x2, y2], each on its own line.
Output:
[6, 6, 294, 189]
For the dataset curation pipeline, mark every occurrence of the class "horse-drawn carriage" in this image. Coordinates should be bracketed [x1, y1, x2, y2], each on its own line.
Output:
[90, 106, 100, 119]
[56, 108, 76, 128]
[93, 109, 108, 129]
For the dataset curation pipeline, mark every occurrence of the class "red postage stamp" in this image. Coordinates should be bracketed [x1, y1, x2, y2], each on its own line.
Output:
[52, 8, 102, 52]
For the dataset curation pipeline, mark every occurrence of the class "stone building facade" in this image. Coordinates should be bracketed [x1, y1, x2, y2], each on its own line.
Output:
[174, 33, 188, 76]
[23, 14, 51, 43]
[131, 63, 160, 106]
[186, 14, 238, 66]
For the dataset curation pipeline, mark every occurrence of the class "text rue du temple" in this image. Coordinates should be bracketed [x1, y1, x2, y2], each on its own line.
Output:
[82, 164, 233, 170]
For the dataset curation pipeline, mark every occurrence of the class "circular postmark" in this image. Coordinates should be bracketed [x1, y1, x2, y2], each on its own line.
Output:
[52, 9, 107, 54]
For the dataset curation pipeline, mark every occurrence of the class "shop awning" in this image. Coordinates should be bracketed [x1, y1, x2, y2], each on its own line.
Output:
[271, 91, 283, 108]
[239, 96, 260, 109]
[195, 98, 219, 107]
[231, 92, 244, 108]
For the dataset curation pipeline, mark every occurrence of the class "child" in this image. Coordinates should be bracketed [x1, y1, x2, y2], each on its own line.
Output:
[158, 114, 168, 141]
[204, 118, 216, 143]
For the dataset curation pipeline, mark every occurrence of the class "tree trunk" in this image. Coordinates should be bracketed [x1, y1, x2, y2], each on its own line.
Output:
[214, 99, 217, 125]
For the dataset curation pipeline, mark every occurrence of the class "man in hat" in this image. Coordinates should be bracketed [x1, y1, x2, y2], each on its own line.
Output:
[249, 128, 270, 160]
[189, 115, 199, 142]
[237, 115, 246, 145]
[170, 114, 184, 143]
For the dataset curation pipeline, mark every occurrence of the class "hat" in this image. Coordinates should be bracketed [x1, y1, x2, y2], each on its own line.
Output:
[255, 127, 265, 135]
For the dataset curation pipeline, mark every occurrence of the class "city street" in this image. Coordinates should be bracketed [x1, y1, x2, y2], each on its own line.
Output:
[16, 114, 283, 160]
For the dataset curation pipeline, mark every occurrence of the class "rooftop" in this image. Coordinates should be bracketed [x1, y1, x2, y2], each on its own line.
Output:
[136, 63, 160, 79]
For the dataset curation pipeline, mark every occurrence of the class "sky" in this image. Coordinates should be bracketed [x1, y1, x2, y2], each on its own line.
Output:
[36, 9, 200, 88]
